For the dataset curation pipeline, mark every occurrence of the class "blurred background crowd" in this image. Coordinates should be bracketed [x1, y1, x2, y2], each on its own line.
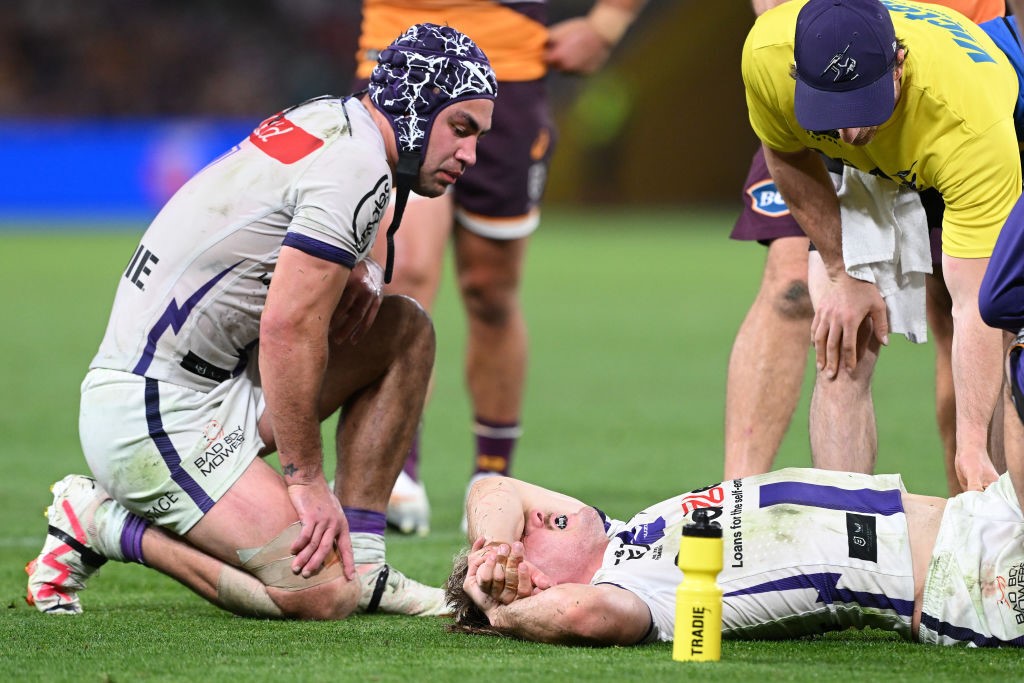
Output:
[0, 0, 759, 210]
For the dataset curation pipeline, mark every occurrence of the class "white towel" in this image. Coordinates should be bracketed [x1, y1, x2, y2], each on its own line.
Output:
[839, 166, 932, 344]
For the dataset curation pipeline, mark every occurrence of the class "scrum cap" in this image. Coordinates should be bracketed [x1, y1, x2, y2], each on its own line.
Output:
[367, 23, 497, 282]
[368, 23, 497, 160]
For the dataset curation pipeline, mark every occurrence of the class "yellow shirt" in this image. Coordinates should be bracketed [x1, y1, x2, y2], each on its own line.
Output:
[743, 0, 1020, 257]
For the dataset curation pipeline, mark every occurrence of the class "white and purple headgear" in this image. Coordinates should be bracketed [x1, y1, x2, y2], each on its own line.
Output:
[367, 23, 497, 282]
[368, 23, 497, 160]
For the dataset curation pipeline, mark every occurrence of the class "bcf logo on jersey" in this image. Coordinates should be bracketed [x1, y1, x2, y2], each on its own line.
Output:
[746, 179, 790, 218]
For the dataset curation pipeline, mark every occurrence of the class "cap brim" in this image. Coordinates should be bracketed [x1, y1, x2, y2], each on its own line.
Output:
[794, 71, 895, 131]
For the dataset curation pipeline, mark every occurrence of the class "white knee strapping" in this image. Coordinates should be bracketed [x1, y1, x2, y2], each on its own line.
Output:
[238, 522, 343, 591]
[216, 567, 284, 618]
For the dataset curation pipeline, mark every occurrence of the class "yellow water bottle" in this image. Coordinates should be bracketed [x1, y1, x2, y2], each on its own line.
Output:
[672, 507, 723, 662]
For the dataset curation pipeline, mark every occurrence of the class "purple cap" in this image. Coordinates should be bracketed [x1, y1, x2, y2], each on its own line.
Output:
[793, 0, 898, 131]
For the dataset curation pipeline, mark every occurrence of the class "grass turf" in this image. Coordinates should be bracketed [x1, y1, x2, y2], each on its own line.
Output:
[1, 209, 1017, 682]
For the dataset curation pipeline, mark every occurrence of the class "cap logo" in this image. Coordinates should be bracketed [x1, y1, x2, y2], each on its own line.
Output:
[822, 44, 859, 83]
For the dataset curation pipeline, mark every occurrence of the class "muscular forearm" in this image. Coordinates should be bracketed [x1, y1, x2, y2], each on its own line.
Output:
[950, 311, 1003, 451]
[587, 0, 647, 45]
[763, 146, 844, 274]
[259, 323, 329, 480]
[465, 476, 527, 544]
[946, 256, 1003, 454]
[486, 584, 649, 646]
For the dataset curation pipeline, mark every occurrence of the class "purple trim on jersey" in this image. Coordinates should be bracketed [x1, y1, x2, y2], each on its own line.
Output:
[595, 507, 610, 533]
[120, 513, 150, 565]
[920, 611, 1024, 647]
[723, 571, 914, 618]
[132, 260, 243, 377]
[759, 482, 904, 516]
[282, 232, 357, 269]
[144, 378, 216, 513]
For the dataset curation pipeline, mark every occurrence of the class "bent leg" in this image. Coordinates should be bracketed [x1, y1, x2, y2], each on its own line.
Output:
[320, 295, 436, 511]
[724, 236, 813, 478]
[453, 228, 529, 476]
[808, 252, 879, 472]
[181, 457, 359, 619]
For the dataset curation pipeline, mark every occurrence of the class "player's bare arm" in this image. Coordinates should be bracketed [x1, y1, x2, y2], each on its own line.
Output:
[482, 581, 652, 646]
[259, 245, 352, 578]
[943, 254, 1002, 491]
[545, 0, 647, 75]
[465, 475, 591, 547]
[764, 145, 889, 376]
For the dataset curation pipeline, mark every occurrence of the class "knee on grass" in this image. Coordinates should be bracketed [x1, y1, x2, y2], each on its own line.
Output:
[238, 522, 360, 620]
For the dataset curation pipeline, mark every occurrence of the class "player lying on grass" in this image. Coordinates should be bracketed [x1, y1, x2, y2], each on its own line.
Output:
[25, 23, 495, 620]
[445, 468, 1024, 647]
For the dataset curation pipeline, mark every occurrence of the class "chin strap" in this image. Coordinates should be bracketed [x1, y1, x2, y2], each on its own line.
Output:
[384, 152, 421, 284]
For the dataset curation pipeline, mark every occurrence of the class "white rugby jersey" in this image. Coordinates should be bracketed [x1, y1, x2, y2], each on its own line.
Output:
[591, 468, 915, 643]
[90, 96, 392, 392]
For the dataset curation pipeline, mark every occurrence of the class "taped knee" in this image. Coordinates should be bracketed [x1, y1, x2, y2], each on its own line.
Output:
[238, 522, 344, 591]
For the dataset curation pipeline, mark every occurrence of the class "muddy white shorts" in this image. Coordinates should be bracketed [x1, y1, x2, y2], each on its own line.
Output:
[920, 473, 1024, 647]
[79, 367, 266, 535]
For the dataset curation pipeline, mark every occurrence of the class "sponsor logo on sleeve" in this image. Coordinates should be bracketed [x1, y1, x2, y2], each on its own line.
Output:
[250, 113, 324, 164]
[352, 175, 390, 253]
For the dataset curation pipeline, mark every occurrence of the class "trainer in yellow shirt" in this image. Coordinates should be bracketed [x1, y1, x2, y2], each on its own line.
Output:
[741, 0, 1021, 491]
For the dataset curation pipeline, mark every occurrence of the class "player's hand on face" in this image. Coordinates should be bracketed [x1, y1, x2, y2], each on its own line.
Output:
[544, 17, 613, 75]
[466, 538, 535, 608]
[287, 477, 355, 580]
[811, 274, 888, 378]
[331, 258, 384, 344]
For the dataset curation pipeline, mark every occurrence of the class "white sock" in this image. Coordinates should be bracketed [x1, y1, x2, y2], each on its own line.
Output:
[350, 532, 385, 565]
[92, 499, 130, 562]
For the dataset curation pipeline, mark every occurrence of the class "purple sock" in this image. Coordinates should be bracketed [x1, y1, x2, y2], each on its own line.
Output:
[402, 427, 421, 481]
[120, 513, 150, 565]
[473, 417, 521, 476]
[344, 507, 386, 536]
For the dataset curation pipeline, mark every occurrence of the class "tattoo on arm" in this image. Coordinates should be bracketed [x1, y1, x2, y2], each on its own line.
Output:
[282, 463, 298, 477]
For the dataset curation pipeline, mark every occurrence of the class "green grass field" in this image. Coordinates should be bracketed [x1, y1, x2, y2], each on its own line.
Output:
[1, 209, 1018, 682]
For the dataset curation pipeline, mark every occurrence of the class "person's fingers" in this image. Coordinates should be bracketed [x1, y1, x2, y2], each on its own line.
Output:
[812, 313, 827, 373]
[337, 521, 355, 580]
[870, 306, 890, 348]
[475, 551, 496, 590]
[507, 542, 531, 602]
[291, 520, 324, 575]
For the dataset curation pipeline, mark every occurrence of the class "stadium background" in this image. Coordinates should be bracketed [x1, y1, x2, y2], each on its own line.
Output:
[4, 3, 994, 679]
[0, 0, 756, 220]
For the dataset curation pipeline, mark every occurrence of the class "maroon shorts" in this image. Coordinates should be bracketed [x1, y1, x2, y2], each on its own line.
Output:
[457, 79, 556, 223]
[731, 147, 944, 265]
[729, 146, 804, 245]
